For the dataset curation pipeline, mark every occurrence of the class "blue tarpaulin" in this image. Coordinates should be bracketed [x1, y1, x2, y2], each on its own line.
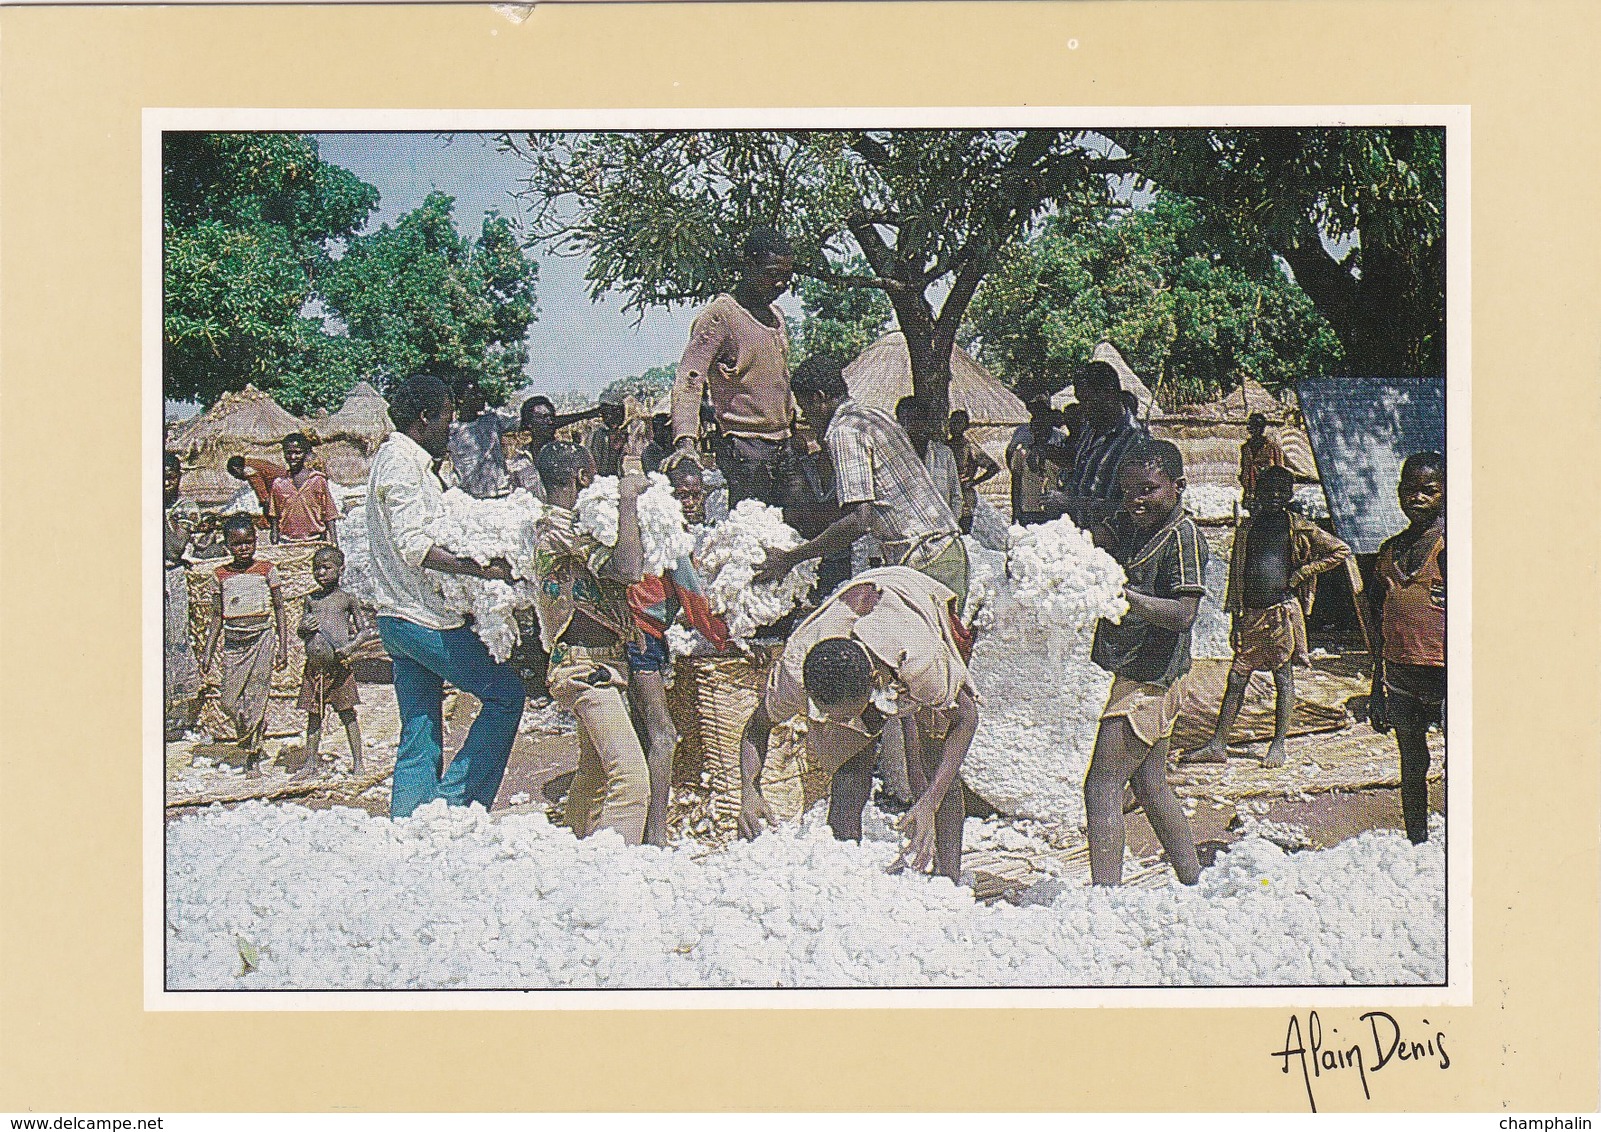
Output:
[1296, 376, 1446, 554]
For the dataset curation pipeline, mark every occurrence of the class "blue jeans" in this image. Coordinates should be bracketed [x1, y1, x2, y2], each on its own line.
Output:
[377, 616, 526, 818]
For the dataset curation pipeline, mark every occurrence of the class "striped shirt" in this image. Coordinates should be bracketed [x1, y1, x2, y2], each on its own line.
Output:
[824, 399, 960, 570]
[1090, 505, 1209, 687]
[1066, 408, 1148, 520]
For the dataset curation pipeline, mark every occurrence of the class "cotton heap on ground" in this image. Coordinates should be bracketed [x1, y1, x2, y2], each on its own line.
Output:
[962, 517, 1128, 824]
[691, 500, 820, 640]
[575, 473, 696, 576]
[165, 800, 1445, 989]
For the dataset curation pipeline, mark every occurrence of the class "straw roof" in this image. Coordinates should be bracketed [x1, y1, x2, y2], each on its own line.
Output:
[1164, 375, 1284, 424]
[1050, 342, 1163, 418]
[310, 380, 393, 452]
[843, 332, 1028, 426]
[171, 384, 305, 451]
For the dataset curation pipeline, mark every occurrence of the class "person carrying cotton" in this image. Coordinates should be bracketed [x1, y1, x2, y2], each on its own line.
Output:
[756, 355, 968, 608]
[530, 442, 654, 845]
[365, 374, 526, 818]
[1083, 438, 1208, 886]
[737, 566, 979, 882]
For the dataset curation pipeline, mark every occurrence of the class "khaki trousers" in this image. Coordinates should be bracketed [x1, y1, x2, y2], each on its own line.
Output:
[548, 645, 649, 845]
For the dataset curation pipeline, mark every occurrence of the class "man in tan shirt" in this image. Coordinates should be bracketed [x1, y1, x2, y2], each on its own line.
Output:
[672, 227, 806, 509]
[737, 566, 980, 880]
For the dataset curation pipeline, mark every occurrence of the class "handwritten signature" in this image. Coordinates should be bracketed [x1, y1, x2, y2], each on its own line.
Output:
[1270, 1010, 1450, 1112]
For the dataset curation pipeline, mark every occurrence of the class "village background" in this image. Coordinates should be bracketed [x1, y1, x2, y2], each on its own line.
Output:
[161, 128, 1446, 983]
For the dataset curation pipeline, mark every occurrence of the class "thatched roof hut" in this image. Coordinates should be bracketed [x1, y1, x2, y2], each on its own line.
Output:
[844, 332, 1028, 426]
[309, 381, 393, 454]
[1050, 342, 1163, 419]
[1150, 375, 1319, 485]
[169, 384, 304, 453]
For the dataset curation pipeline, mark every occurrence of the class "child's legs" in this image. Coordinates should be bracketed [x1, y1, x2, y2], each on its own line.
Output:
[1084, 717, 1149, 885]
[337, 708, 363, 766]
[627, 670, 677, 845]
[1128, 739, 1201, 884]
[567, 679, 649, 845]
[378, 618, 447, 818]
[1395, 722, 1432, 843]
[304, 711, 323, 754]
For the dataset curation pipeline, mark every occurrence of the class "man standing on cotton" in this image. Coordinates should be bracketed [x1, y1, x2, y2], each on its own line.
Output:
[366, 374, 526, 818]
[671, 227, 806, 509]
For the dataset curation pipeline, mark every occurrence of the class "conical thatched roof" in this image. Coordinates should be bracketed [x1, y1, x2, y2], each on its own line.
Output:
[310, 380, 393, 451]
[1051, 342, 1162, 418]
[843, 332, 1028, 426]
[1165, 374, 1284, 423]
[171, 384, 305, 450]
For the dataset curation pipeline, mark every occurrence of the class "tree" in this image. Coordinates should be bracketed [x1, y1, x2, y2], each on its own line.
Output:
[600, 363, 677, 406]
[966, 194, 1345, 404]
[163, 132, 379, 409]
[498, 130, 1125, 410]
[319, 192, 540, 404]
[1105, 127, 1445, 377]
[790, 258, 894, 365]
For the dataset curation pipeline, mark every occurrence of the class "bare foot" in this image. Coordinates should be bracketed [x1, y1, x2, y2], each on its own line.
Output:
[1178, 740, 1230, 765]
[350, 759, 366, 776]
[288, 757, 321, 783]
[1261, 741, 1288, 769]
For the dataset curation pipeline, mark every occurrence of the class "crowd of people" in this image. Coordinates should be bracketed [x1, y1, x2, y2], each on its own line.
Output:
[164, 226, 1447, 888]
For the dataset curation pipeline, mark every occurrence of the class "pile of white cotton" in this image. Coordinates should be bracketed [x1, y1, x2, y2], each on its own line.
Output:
[1185, 483, 1243, 522]
[575, 473, 696, 576]
[1293, 483, 1331, 520]
[164, 800, 1445, 989]
[423, 489, 546, 662]
[1005, 515, 1129, 633]
[692, 500, 820, 640]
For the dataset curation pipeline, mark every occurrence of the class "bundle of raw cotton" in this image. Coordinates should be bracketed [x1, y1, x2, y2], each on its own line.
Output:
[1184, 483, 1242, 522]
[1293, 483, 1331, 520]
[970, 497, 1011, 551]
[665, 623, 720, 659]
[422, 489, 546, 662]
[1005, 516, 1129, 634]
[335, 504, 376, 605]
[164, 800, 1444, 990]
[692, 500, 820, 640]
[575, 473, 696, 577]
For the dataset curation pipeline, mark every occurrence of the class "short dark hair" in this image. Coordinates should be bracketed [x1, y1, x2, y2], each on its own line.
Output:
[1400, 451, 1446, 481]
[741, 227, 794, 262]
[948, 409, 971, 428]
[791, 355, 848, 400]
[521, 396, 555, 427]
[895, 396, 919, 424]
[1075, 360, 1121, 392]
[801, 637, 874, 707]
[282, 431, 311, 450]
[390, 374, 453, 433]
[221, 513, 257, 538]
[226, 456, 247, 476]
[164, 452, 182, 474]
[1247, 412, 1269, 428]
[312, 545, 346, 568]
[1118, 437, 1185, 483]
[1256, 464, 1294, 495]
[664, 456, 703, 489]
[536, 441, 590, 492]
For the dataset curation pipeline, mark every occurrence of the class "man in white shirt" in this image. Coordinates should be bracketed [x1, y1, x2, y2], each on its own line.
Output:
[367, 374, 526, 818]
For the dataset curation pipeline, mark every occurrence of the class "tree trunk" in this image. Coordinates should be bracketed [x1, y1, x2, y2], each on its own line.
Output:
[885, 292, 954, 417]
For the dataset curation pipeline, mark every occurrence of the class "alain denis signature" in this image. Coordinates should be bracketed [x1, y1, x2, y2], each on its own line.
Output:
[1271, 1010, 1450, 1112]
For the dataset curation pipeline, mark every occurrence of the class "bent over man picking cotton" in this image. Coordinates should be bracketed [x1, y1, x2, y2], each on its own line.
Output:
[738, 566, 979, 881]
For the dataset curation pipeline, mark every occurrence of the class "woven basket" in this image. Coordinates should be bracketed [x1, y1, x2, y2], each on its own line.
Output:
[667, 646, 830, 839]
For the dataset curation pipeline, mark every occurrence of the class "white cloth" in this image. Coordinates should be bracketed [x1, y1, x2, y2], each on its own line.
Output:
[365, 432, 465, 630]
[923, 440, 964, 521]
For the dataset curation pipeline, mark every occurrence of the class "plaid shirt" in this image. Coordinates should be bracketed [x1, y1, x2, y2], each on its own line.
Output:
[1067, 407, 1148, 508]
[824, 398, 959, 569]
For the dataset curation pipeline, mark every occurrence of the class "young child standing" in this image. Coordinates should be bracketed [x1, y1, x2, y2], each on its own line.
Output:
[201, 514, 289, 773]
[1182, 464, 1351, 769]
[1085, 439, 1208, 886]
[292, 546, 375, 781]
[531, 443, 652, 845]
[1369, 452, 1446, 844]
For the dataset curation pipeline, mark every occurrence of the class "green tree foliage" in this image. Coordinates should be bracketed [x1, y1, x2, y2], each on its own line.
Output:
[162, 132, 378, 410]
[600, 363, 678, 406]
[791, 259, 894, 366]
[1104, 127, 1445, 376]
[967, 194, 1345, 405]
[498, 129, 1123, 410]
[319, 192, 540, 405]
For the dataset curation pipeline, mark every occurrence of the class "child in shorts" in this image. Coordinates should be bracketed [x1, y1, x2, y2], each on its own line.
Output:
[1369, 452, 1446, 844]
[1181, 464, 1350, 769]
[292, 546, 375, 780]
[1085, 439, 1208, 886]
[200, 514, 289, 773]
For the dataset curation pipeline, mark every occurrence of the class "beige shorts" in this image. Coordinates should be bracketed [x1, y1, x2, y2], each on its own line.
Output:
[1101, 675, 1183, 748]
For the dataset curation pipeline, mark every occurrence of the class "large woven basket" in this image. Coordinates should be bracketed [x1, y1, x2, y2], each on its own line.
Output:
[667, 645, 830, 839]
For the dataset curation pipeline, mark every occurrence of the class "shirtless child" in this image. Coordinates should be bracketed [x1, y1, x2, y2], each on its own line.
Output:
[292, 546, 375, 781]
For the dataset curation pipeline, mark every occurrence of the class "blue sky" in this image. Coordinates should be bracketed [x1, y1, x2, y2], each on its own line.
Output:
[312, 132, 801, 400]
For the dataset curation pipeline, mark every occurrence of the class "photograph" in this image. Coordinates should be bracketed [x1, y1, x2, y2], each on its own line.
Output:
[154, 118, 1460, 998]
